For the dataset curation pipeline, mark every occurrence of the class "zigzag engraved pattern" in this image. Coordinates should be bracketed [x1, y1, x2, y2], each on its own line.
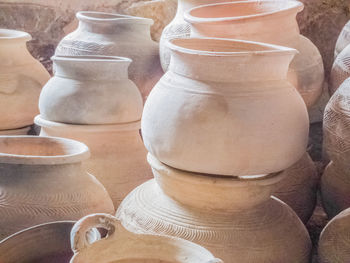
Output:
[56, 39, 115, 56]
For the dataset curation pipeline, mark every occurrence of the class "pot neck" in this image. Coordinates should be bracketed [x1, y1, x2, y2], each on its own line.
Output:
[176, 0, 222, 19]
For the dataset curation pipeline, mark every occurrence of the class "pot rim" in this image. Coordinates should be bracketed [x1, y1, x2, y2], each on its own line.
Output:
[0, 135, 90, 165]
[76, 11, 154, 26]
[34, 115, 141, 132]
[51, 55, 132, 63]
[0, 29, 31, 42]
[184, 0, 304, 24]
[167, 37, 298, 57]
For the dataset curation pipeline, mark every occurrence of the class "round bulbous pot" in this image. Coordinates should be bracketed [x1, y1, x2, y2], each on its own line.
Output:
[70, 213, 223, 263]
[335, 20, 350, 59]
[116, 153, 312, 263]
[184, 0, 325, 108]
[329, 44, 350, 95]
[318, 207, 350, 263]
[39, 56, 143, 125]
[0, 29, 50, 130]
[0, 136, 114, 240]
[35, 116, 152, 208]
[55, 11, 163, 100]
[274, 152, 319, 224]
[142, 37, 309, 176]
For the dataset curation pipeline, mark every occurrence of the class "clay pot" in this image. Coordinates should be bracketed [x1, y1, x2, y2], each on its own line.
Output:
[55, 11, 163, 100]
[329, 44, 350, 95]
[0, 29, 50, 130]
[159, 0, 225, 71]
[334, 20, 350, 58]
[39, 56, 143, 125]
[0, 126, 30, 135]
[274, 153, 319, 224]
[318, 207, 350, 263]
[35, 116, 152, 208]
[184, 0, 325, 109]
[116, 154, 312, 263]
[142, 38, 308, 176]
[70, 213, 223, 263]
[0, 136, 114, 240]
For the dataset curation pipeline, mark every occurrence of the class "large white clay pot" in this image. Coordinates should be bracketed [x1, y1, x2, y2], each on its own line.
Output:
[55, 11, 163, 100]
[116, 154, 312, 263]
[334, 20, 350, 59]
[39, 56, 143, 125]
[184, 0, 324, 109]
[0, 136, 114, 240]
[35, 116, 152, 208]
[0, 29, 50, 130]
[70, 213, 223, 263]
[142, 38, 309, 176]
[329, 44, 350, 95]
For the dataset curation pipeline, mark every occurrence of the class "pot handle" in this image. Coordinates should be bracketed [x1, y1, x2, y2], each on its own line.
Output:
[71, 213, 118, 253]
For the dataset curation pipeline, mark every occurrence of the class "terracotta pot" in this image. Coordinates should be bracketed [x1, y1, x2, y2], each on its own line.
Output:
[0, 126, 30, 135]
[142, 38, 308, 176]
[70, 213, 223, 263]
[35, 115, 152, 208]
[0, 136, 114, 240]
[329, 44, 350, 95]
[318, 207, 350, 263]
[55, 11, 163, 100]
[334, 20, 350, 58]
[274, 153, 319, 224]
[159, 0, 225, 71]
[39, 56, 143, 125]
[184, 0, 325, 108]
[0, 29, 50, 130]
[116, 154, 312, 263]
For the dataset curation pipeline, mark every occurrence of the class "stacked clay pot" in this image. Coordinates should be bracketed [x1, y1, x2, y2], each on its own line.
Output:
[334, 20, 350, 59]
[322, 77, 350, 218]
[183, 0, 324, 109]
[55, 11, 163, 100]
[117, 38, 312, 263]
[35, 55, 152, 208]
[0, 136, 114, 240]
[0, 29, 50, 134]
[329, 44, 350, 95]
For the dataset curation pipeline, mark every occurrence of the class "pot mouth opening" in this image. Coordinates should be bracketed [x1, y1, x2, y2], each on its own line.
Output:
[0, 29, 31, 41]
[76, 11, 154, 25]
[185, 0, 303, 23]
[52, 55, 132, 63]
[168, 37, 297, 57]
[0, 136, 90, 165]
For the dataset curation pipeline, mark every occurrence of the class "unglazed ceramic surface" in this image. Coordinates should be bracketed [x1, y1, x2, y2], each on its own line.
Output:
[39, 56, 143, 124]
[0, 126, 30, 135]
[116, 154, 312, 263]
[0, 136, 114, 240]
[318, 208, 350, 262]
[330, 44, 350, 95]
[334, 20, 350, 58]
[0, 29, 50, 130]
[35, 116, 152, 208]
[142, 38, 308, 176]
[184, 0, 325, 108]
[70, 213, 222, 263]
[55, 11, 163, 100]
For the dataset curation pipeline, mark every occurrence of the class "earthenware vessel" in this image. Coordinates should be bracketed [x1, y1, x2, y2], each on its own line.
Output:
[0, 126, 31, 135]
[56, 11, 163, 100]
[159, 0, 225, 71]
[70, 213, 223, 263]
[116, 154, 312, 263]
[335, 20, 350, 58]
[35, 116, 152, 208]
[0, 29, 50, 130]
[0, 136, 114, 240]
[329, 44, 350, 95]
[274, 153, 318, 223]
[318, 207, 350, 262]
[39, 56, 143, 124]
[184, 0, 324, 108]
[142, 38, 308, 176]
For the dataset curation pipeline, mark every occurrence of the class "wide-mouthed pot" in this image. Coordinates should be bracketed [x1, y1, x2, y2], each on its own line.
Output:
[335, 20, 350, 58]
[39, 56, 143, 125]
[116, 154, 312, 263]
[0, 29, 50, 130]
[329, 44, 350, 95]
[0, 136, 114, 240]
[142, 37, 309, 176]
[55, 11, 163, 100]
[70, 213, 222, 263]
[184, 0, 324, 109]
